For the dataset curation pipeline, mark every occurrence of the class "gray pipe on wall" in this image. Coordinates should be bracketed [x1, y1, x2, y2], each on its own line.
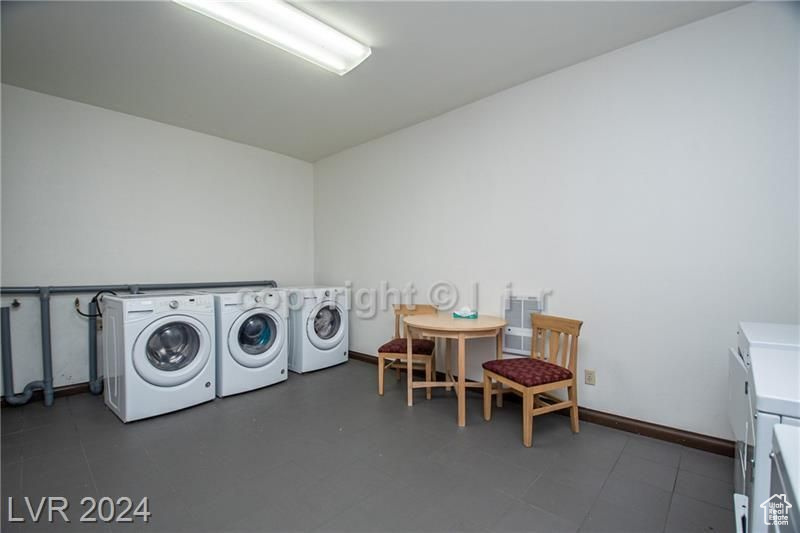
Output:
[39, 288, 55, 406]
[88, 300, 102, 395]
[1, 306, 46, 405]
[0, 281, 277, 296]
[0, 280, 277, 406]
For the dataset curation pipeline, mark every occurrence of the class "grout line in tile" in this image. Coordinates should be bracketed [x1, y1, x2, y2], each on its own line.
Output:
[18, 456, 24, 494]
[79, 437, 100, 496]
[662, 489, 676, 533]
[575, 440, 624, 532]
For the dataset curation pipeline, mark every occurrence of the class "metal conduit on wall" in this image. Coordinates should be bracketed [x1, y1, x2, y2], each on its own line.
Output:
[0, 280, 277, 406]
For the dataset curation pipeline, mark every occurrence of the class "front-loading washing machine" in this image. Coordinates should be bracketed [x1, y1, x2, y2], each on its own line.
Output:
[729, 322, 800, 533]
[101, 293, 215, 422]
[287, 287, 348, 373]
[199, 287, 288, 397]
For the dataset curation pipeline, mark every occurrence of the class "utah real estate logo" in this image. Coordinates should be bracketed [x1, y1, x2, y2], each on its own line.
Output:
[761, 494, 792, 527]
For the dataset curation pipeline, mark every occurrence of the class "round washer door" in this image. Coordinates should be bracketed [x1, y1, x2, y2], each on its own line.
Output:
[228, 308, 286, 368]
[306, 300, 345, 350]
[133, 315, 211, 387]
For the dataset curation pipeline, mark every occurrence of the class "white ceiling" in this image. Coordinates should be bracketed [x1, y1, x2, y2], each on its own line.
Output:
[2, 1, 740, 162]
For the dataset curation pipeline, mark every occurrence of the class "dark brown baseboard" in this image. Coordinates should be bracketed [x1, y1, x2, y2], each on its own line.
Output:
[572, 407, 733, 457]
[1, 382, 92, 407]
[349, 350, 380, 364]
[349, 350, 734, 457]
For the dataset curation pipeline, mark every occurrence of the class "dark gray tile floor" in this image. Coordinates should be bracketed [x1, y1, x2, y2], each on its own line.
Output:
[1, 360, 735, 532]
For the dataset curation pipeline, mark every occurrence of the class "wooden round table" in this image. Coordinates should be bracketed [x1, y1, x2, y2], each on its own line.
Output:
[403, 313, 507, 427]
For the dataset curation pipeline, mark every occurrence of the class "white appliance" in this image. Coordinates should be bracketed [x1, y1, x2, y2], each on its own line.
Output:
[102, 293, 215, 422]
[769, 424, 800, 533]
[287, 286, 348, 373]
[729, 322, 800, 533]
[202, 288, 288, 397]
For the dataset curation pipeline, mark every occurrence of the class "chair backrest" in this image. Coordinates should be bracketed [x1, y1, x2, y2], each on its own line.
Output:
[531, 314, 583, 372]
[393, 304, 437, 339]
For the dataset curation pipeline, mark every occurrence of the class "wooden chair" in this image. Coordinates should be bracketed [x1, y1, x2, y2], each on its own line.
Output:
[377, 304, 438, 400]
[482, 314, 583, 447]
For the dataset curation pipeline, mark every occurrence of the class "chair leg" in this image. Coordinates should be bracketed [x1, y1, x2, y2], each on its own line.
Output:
[425, 359, 432, 400]
[483, 372, 492, 421]
[395, 363, 401, 382]
[568, 384, 580, 433]
[522, 390, 533, 447]
[378, 354, 385, 396]
[496, 382, 503, 408]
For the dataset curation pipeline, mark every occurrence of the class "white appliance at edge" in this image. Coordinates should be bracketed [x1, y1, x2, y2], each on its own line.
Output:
[102, 293, 215, 422]
[287, 286, 348, 373]
[728, 322, 800, 533]
[203, 287, 288, 397]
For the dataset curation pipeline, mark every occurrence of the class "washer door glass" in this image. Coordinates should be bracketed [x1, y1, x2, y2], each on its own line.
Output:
[228, 308, 286, 368]
[146, 322, 200, 371]
[314, 307, 341, 340]
[238, 314, 277, 355]
[133, 315, 211, 387]
[306, 301, 345, 350]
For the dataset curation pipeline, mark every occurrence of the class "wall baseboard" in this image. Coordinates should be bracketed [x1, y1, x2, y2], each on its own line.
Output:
[349, 350, 382, 365]
[349, 350, 734, 457]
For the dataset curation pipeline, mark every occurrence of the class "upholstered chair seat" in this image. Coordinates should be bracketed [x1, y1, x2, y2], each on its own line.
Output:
[482, 358, 572, 387]
[378, 338, 435, 356]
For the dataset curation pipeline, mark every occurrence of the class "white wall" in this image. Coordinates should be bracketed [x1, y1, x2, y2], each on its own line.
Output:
[314, 3, 800, 439]
[1, 84, 314, 393]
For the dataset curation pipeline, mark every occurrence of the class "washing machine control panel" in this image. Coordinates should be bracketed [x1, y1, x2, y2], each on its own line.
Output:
[124, 295, 214, 315]
[238, 290, 284, 311]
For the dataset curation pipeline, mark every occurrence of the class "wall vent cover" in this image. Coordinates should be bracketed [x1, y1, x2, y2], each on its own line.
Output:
[502, 295, 543, 356]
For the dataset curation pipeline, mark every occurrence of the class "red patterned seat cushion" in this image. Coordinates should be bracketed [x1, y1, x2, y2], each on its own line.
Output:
[482, 358, 572, 387]
[378, 338, 435, 355]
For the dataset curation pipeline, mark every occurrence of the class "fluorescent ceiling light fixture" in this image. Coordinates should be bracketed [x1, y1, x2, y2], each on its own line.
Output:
[174, 0, 371, 75]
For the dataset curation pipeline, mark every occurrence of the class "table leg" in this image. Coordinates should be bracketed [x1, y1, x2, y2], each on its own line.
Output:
[406, 324, 414, 407]
[496, 328, 503, 408]
[457, 333, 466, 427]
[445, 338, 452, 392]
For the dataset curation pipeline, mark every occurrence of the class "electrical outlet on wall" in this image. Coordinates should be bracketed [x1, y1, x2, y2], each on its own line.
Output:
[584, 369, 596, 386]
